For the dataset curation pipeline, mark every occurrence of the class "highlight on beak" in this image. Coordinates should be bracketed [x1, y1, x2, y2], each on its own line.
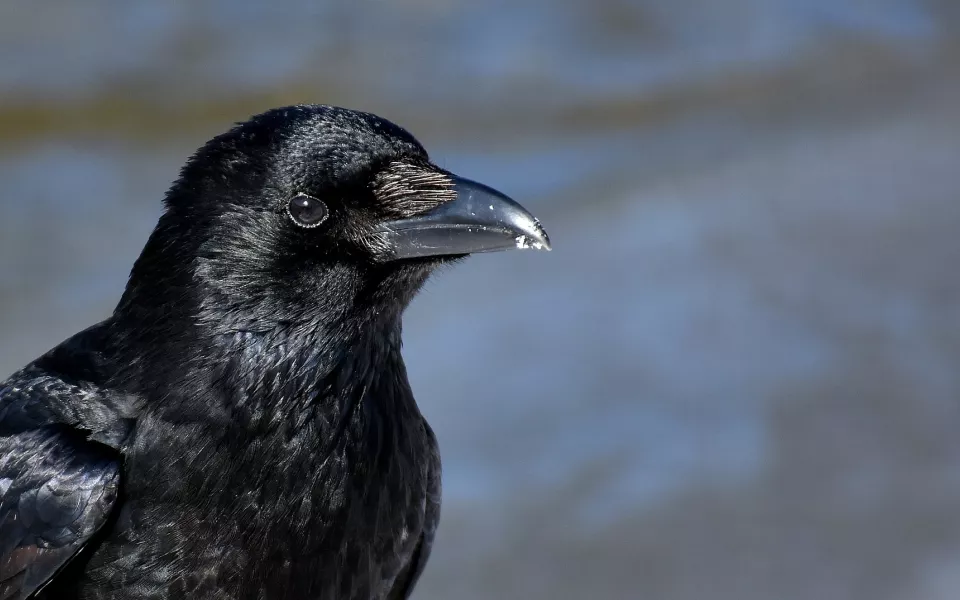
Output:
[376, 175, 551, 259]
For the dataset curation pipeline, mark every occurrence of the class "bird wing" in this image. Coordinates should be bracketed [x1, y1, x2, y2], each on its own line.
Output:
[0, 427, 120, 600]
[0, 323, 135, 599]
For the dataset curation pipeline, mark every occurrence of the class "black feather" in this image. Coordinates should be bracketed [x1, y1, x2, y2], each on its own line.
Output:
[0, 105, 451, 599]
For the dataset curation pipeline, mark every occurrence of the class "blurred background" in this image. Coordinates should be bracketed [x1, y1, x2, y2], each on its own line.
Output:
[2, 1, 959, 598]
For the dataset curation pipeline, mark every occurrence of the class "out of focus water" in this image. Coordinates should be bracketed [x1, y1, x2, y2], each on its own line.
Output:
[2, 2, 960, 599]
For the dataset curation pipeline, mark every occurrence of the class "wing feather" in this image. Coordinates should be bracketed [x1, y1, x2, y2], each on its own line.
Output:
[0, 427, 119, 599]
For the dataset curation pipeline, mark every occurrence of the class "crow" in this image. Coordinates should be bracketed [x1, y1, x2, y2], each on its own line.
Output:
[0, 105, 550, 600]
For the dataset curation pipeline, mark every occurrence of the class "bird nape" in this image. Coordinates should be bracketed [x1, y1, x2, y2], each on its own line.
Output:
[0, 105, 550, 600]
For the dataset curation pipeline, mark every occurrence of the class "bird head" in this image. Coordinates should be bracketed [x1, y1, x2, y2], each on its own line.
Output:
[119, 105, 550, 336]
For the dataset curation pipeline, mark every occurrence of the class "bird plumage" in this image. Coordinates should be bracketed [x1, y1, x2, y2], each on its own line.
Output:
[0, 105, 547, 599]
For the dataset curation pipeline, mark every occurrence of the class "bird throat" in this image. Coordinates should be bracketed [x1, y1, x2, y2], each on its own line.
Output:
[200, 311, 413, 442]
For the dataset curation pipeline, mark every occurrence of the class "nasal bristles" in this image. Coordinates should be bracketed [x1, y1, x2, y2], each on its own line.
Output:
[373, 162, 457, 217]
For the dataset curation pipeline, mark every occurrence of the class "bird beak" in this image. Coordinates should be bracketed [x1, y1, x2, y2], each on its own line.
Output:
[376, 175, 551, 259]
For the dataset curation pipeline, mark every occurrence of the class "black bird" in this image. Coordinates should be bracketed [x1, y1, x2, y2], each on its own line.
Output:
[0, 105, 550, 599]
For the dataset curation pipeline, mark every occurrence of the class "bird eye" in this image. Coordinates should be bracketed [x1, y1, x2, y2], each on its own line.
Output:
[287, 194, 328, 228]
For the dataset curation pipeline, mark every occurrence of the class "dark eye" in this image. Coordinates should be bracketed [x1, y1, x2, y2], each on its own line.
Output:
[287, 193, 328, 228]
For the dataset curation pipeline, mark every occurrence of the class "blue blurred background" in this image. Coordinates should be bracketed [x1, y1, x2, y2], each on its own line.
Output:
[2, 2, 960, 598]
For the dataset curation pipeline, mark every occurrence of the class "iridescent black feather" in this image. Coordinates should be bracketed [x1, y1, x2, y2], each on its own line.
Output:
[0, 106, 448, 599]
